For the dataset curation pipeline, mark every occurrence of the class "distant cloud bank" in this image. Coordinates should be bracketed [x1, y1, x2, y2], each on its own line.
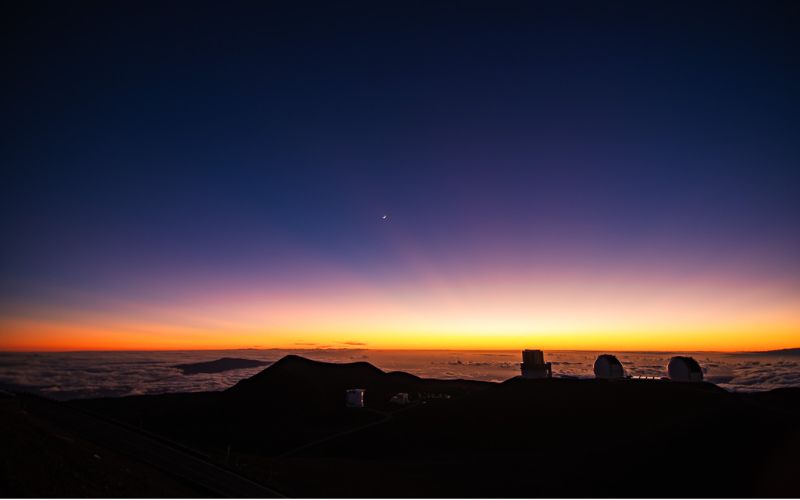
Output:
[0, 349, 797, 401]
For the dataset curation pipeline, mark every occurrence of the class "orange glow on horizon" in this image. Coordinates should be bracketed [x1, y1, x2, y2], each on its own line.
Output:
[1, 314, 797, 353]
[2, 264, 798, 353]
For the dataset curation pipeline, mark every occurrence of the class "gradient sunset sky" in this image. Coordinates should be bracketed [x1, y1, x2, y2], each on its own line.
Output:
[2, 1, 799, 351]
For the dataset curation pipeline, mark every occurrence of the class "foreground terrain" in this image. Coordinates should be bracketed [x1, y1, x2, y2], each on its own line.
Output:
[4, 355, 800, 497]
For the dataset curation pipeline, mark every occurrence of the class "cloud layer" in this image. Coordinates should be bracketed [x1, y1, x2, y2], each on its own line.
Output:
[0, 349, 797, 401]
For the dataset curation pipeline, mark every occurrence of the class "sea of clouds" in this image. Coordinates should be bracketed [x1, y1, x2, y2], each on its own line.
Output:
[0, 349, 797, 400]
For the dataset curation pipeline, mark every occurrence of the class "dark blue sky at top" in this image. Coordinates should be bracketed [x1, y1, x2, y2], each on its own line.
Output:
[2, 0, 799, 303]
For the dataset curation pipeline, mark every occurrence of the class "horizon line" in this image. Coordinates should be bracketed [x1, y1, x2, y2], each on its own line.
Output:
[2, 346, 798, 354]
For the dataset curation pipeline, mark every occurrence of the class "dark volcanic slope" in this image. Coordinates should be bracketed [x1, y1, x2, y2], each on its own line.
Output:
[174, 357, 270, 374]
[73, 356, 800, 498]
[75, 355, 491, 457]
[0, 396, 206, 497]
[227, 354, 490, 407]
[272, 377, 800, 497]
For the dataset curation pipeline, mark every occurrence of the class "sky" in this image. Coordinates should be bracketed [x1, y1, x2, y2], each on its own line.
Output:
[2, 0, 799, 351]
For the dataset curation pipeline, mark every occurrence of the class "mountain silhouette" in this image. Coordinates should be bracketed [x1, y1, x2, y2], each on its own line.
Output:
[228, 355, 386, 392]
[174, 357, 270, 375]
[735, 347, 800, 357]
[75, 355, 491, 457]
[227, 354, 490, 411]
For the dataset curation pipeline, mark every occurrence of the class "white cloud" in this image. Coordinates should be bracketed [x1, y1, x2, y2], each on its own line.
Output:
[0, 349, 797, 400]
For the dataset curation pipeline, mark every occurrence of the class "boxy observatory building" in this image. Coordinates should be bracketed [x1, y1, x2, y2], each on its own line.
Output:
[520, 349, 552, 378]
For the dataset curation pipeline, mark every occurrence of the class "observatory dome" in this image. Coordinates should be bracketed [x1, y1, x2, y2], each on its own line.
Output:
[667, 356, 703, 382]
[594, 354, 626, 379]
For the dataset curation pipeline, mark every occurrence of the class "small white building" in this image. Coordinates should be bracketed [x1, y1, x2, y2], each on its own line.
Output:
[667, 356, 704, 382]
[345, 388, 365, 408]
[594, 354, 626, 379]
[390, 392, 410, 405]
[520, 349, 552, 379]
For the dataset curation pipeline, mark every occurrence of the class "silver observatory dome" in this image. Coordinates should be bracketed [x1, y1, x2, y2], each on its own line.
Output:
[593, 354, 626, 379]
[667, 356, 704, 382]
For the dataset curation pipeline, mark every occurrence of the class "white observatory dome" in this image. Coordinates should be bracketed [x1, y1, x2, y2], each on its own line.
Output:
[667, 356, 703, 382]
[594, 354, 626, 379]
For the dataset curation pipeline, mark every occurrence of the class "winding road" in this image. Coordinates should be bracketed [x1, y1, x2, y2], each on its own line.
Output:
[19, 394, 283, 498]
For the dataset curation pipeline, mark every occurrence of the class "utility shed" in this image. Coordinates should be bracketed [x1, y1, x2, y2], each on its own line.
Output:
[345, 388, 365, 408]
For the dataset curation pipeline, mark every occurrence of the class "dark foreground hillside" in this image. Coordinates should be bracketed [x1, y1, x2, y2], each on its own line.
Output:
[268, 378, 800, 497]
[0, 394, 206, 497]
[7, 355, 800, 497]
